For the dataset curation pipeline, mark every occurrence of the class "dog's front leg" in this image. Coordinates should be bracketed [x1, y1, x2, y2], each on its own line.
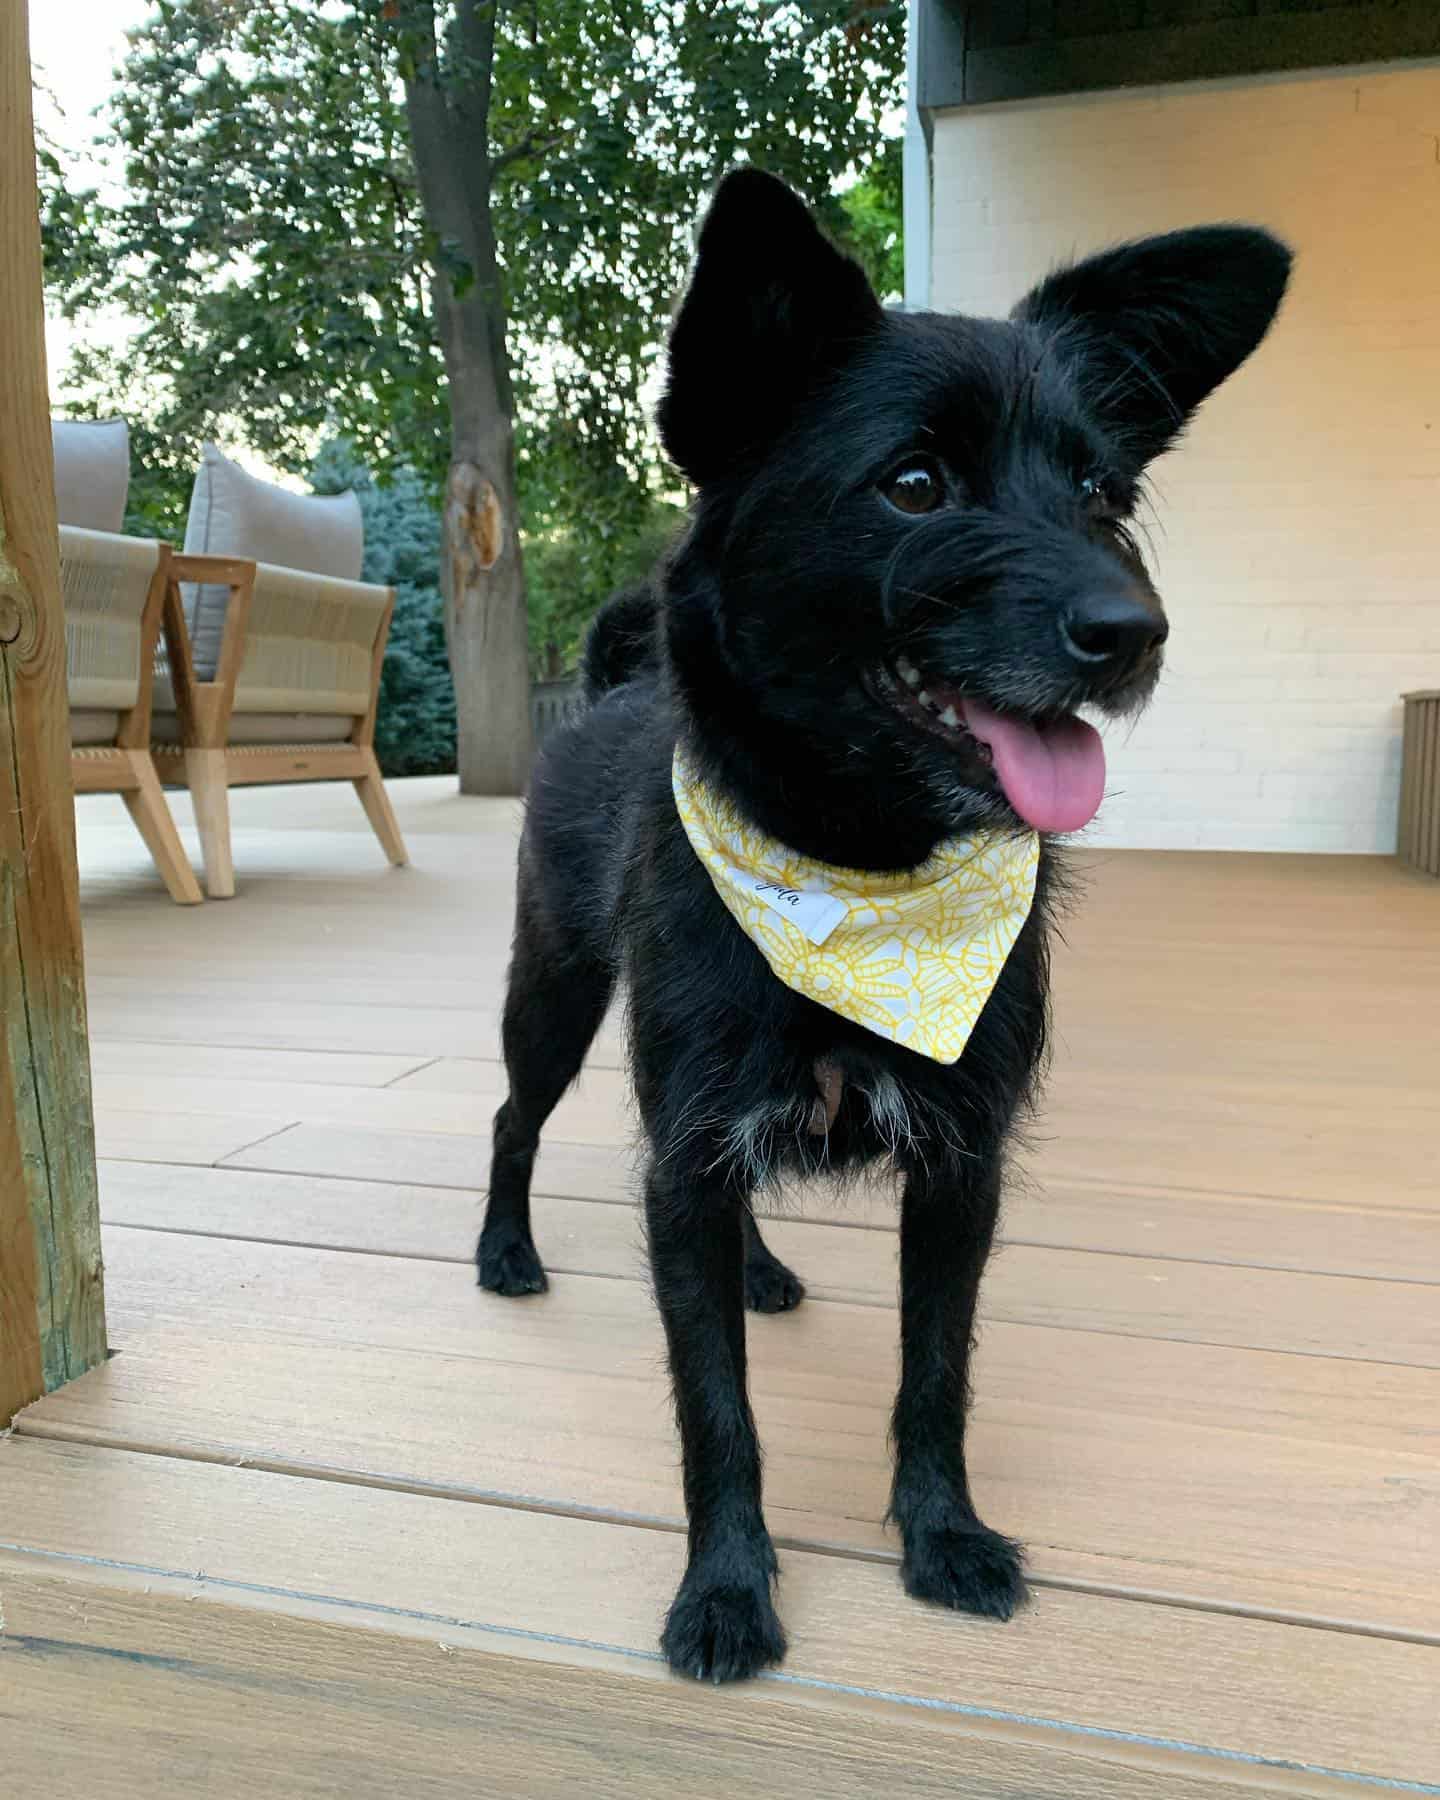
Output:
[889, 1150, 1029, 1620]
[645, 1163, 785, 1681]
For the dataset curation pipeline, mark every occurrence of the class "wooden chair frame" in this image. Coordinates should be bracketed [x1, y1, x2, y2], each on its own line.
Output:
[153, 552, 408, 898]
[69, 540, 204, 906]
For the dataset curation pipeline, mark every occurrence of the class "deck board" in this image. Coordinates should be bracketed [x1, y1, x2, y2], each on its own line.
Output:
[2, 777, 1435, 1792]
[0, 1575, 1374, 1800]
[89, 1056, 1438, 1207]
[92, 1066, 635, 1146]
[206, 1122, 1440, 1283]
[88, 1038, 434, 1088]
[2, 1438, 1436, 1793]
[385, 1052, 1440, 1209]
[23, 1223, 1440, 1638]
[99, 1161, 1440, 1364]
[93, 1105, 297, 1167]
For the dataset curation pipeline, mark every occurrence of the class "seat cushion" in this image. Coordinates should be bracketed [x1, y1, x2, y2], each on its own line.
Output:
[70, 708, 121, 746]
[151, 711, 356, 747]
[53, 417, 130, 533]
[182, 445, 364, 679]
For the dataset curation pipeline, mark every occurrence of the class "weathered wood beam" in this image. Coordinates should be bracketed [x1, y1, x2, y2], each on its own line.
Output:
[0, 0, 106, 1422]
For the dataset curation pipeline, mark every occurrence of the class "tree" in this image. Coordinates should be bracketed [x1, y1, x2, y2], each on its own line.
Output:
[44, 1, 905, 791]
[312, 439, 457, 778]
[390, 0, 530, 793]
[526, 497, 686, 676]
[838, 132, 904, 303]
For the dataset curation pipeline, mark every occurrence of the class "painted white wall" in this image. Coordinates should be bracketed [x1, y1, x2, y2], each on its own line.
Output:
[928, 62, 1440, 852]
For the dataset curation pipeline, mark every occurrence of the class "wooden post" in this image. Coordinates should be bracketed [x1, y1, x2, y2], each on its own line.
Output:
[1, 0, 106, 1423]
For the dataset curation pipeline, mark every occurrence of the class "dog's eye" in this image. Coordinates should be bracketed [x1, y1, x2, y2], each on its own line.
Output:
[1080, 474, 1122, 519]
[880, 457, 945, 516]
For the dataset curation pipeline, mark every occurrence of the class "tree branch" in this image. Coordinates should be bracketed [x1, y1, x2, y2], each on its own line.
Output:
[491, 124, 566, 175]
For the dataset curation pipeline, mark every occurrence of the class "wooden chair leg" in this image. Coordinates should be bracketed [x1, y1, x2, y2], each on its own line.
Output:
[119, 753, 203, 906]
[352, 748, 408, 867]
[184, 747, 236, 899]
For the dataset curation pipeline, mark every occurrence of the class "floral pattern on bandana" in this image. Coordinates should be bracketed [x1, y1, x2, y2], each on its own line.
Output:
[672, 748, 1039, 1064]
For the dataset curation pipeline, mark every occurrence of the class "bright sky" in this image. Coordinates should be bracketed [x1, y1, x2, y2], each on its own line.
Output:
[29, 0, 148, 171]
[31, 0, 297, 481]
[32, 0, 154, 405]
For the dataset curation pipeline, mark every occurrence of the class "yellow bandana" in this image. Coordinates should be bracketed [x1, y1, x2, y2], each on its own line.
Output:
[672, 749, 1039, 1064]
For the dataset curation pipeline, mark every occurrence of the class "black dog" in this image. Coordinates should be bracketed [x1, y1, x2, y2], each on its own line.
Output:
[479, 169, 1290, 1682]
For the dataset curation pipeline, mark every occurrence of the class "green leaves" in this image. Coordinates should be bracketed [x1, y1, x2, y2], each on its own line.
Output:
[43, 0, 904, 673]
[838, 132, 904, 302]
[314, 440, 458, 777]
[526, 497, 685, 676]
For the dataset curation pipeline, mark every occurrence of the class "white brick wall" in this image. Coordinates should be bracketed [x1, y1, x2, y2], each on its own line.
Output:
[928, 62, 1440, 852]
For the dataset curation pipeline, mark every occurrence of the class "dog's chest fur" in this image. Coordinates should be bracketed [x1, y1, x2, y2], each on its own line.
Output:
[526, 686, 1052, 1195]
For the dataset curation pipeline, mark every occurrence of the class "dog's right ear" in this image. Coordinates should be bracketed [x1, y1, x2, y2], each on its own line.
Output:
[1014, 226, 1292, 465]
[658, 168, 883, 487]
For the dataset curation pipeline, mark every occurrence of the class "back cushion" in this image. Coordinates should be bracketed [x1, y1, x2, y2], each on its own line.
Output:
[52, 417, 130, 533]
[182, 443, 365, 677]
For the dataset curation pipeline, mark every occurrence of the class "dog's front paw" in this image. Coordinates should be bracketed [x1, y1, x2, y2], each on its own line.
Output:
[661, 1569, 787, 1683]
[477, 1231, 548, 1297]
[902, 1523, 1029, 1620]
[744, 1253, 805, 1313]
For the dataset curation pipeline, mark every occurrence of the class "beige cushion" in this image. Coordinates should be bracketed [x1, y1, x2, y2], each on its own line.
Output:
[70, 708, 121, 746]
[53, 417, 130, 533]
[150, 711, 355, 747]
[183, 444, 364, 679]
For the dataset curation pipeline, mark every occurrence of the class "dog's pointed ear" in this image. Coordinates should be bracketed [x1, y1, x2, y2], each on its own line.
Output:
[658, 167, 884, 487]
[1014, 226, 1292, 464]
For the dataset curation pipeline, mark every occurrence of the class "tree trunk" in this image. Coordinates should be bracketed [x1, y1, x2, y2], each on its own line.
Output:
[399, 0, 533, 796]
[434, 208, 532, 796]
[441, 449, 532, 796]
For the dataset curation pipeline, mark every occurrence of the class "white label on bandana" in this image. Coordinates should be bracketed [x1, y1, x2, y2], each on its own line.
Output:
[739, 872, 848, 946]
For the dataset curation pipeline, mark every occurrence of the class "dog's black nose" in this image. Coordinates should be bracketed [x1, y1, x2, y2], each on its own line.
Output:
[1061, 596, 1168, 669]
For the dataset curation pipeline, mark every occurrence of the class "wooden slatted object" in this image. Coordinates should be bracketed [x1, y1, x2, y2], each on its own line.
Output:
[0, 0, 106, 1421]
[1398, 689, 1440, 876]
[152, 552, 407, 898]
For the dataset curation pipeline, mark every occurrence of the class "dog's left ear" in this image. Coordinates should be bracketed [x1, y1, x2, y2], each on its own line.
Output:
[658, 167, 884, 487]
[1014, 225, 1292, 465]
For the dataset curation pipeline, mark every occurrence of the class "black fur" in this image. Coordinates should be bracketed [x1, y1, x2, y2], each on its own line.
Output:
[581, 582, 661, 702]
[479, 169, 1290, 1682]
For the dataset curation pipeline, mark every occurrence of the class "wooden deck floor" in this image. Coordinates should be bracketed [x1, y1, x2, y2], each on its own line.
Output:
[4, 777, 1438, 1796]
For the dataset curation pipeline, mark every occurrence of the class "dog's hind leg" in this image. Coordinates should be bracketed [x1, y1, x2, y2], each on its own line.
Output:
[741, 1209, 805, 1313]
[888, 1145, 1029, 1620]
[478, 907, 614, 1298]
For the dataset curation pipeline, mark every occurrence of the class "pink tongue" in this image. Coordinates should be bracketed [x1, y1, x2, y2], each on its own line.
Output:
[961, 700, 1106, 833]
